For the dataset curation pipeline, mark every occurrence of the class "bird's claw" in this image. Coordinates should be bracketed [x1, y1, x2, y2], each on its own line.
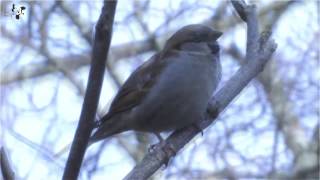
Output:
[148, 141, 176, 166]
[192, 123, 204, 136]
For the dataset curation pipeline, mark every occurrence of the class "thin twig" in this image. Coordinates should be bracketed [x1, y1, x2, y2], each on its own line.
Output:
[1, 147, 15, 180]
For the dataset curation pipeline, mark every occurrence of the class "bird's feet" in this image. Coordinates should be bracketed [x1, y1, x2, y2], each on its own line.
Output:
[192, 123, 204, 136]
[148, 133, 176, 166]
[207, 99, 220, 119]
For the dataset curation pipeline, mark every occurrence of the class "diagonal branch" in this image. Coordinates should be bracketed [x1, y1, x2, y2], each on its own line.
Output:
[124, 1, 277, 179]
[62, 1, 117, 179]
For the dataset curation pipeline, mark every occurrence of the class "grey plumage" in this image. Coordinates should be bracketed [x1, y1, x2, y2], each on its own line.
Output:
[89, 24, 222, 145]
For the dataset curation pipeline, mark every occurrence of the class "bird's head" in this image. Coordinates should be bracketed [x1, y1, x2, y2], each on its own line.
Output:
[163, 24, 222, 52]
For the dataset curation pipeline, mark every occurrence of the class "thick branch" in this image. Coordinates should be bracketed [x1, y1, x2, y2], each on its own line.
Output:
[62, 1, 117, 179]
[124, 1, 277, 179]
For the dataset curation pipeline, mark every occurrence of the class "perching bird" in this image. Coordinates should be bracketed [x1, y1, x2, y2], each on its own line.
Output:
[89, 24, 222, 145]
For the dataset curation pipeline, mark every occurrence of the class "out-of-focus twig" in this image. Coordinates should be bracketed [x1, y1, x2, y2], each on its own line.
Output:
[0, 1, 293, 86]
[0, 147, 15, 180]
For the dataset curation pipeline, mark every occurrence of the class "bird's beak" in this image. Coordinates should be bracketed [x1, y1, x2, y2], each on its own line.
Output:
[210, 30, 223, 40]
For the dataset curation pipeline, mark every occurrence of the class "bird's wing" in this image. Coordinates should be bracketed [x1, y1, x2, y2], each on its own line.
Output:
[101, 52, 170, 122]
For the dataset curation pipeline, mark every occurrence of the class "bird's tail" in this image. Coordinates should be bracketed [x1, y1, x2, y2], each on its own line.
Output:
[87, 115, 125, 147]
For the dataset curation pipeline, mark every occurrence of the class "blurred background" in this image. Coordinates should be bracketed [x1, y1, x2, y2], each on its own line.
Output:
[0, 0, 319, 179]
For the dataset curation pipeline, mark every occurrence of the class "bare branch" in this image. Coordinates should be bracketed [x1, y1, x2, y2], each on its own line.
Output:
[0, 147, 15, 180]
[231, 0, 247, 21]
[62, 1, 117, 179]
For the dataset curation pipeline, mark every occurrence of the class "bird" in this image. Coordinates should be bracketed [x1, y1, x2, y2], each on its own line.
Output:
[89, 24, 222, 146]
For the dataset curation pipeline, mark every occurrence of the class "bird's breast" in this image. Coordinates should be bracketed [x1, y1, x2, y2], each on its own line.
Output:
[132, 52, 220, 132]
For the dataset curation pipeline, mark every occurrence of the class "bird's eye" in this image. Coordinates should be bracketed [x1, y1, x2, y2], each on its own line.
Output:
[207, 42, 220, 53]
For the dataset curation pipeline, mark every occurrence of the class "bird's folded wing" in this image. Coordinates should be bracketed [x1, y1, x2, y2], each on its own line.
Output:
[101, 53, 169, 123]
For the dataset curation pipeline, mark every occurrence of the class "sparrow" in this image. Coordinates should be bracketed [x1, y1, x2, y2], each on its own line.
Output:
[89, 24, 222, 145]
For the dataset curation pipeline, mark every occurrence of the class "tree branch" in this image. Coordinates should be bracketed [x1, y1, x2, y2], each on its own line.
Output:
[62, 1, 117, 179]
[124, 1, 277, 179]
[0, 147, 15, 180]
